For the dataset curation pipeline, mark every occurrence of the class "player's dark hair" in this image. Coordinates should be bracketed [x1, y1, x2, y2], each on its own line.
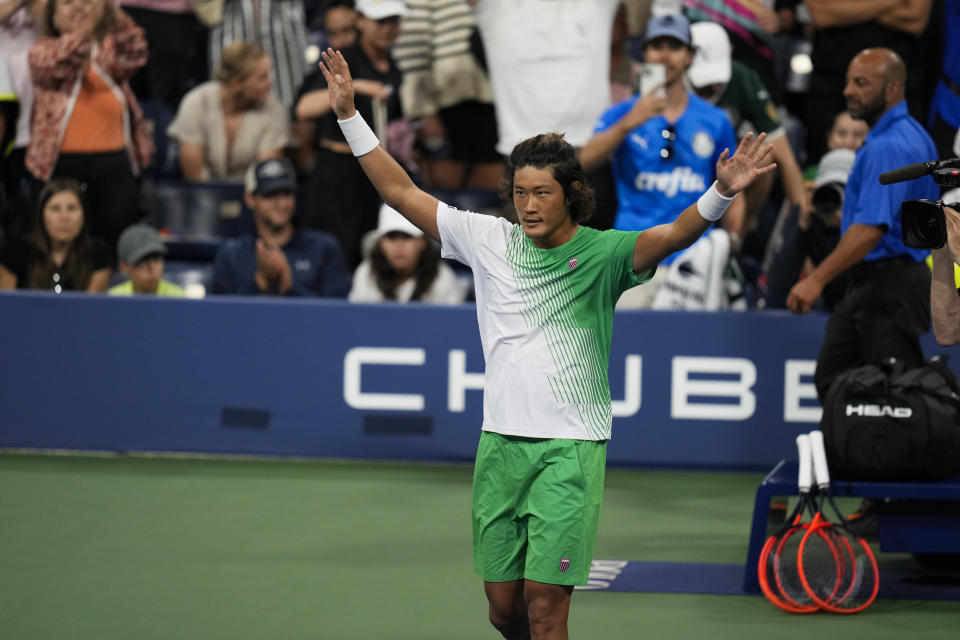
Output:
[500, 133, 596, 225]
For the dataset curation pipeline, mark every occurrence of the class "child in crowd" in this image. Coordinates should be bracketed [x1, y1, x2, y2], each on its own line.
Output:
[108, 224, 184, 297]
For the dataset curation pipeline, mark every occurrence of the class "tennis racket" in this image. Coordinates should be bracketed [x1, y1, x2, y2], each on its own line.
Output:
[798, 430, 880, 613]
[758, 434, 820, 613]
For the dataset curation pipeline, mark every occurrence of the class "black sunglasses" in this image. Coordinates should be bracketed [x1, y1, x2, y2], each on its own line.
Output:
[660, 125, 676, 160]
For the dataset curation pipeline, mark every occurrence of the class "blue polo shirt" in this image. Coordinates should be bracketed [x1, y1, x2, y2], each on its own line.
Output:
[841, 101, 938, 263]
[594, 93, 737, 264]
[212, 228, 352, 297]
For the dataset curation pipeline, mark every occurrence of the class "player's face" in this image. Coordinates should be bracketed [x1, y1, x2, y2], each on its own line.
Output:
[251, 190, 295, 231]
[512, 166, 577, 249]
[644, 38, 694, 87]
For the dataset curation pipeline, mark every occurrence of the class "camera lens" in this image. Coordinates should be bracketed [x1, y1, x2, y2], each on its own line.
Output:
[812, 183, 844, 215]
[901, 199, 947, 249]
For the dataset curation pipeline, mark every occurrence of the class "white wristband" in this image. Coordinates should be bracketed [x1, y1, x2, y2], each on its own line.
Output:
[697, 181, 735, 222]
[337, 111, 379, 157]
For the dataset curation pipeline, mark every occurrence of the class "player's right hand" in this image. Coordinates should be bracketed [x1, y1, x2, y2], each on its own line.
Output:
[319, 48, 357, 121]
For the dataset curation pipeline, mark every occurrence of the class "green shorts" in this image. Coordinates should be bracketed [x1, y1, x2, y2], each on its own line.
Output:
[472, 431, 607, 586]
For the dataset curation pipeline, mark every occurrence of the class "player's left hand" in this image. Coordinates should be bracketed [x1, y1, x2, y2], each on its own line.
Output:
[715, 132, 776, 197]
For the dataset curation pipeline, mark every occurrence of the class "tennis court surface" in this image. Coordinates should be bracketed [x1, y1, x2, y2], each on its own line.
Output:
[1, 453, 957, 639]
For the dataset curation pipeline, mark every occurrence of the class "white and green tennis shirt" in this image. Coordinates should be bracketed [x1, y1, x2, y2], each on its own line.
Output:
[437, 202, 655, 441]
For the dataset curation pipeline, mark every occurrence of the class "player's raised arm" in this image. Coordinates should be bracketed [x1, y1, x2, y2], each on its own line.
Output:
[318, 48, 440, 241]
[631, 132, 775, 274]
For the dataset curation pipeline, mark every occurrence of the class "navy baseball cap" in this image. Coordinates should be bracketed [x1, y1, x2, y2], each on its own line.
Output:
[645, 13, 692, 46]
[245, 157, 297, 196]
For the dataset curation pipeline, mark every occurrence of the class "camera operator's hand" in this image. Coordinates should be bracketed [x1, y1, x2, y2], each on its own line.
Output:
[931, 205, 960, 346]
[943, 205, 960, 265]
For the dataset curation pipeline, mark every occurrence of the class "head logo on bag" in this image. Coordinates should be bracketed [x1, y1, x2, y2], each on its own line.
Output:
[845, 404, 913, 418]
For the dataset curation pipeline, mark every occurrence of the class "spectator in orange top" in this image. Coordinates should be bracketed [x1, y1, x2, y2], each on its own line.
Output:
[27, 0, 153, 256]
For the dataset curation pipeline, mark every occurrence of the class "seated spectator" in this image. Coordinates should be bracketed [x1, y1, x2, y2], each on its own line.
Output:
[27, 0, 153, 254]
[349, 203, 465, 304]
[212, 158, 351, 296]
[108, 224, 184, 296]
[168, 41, 292, 183]
[294, 0, 406, 268]
[0, 178, 110, 292]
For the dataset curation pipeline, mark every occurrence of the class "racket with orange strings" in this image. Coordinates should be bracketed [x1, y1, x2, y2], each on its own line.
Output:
[758, 434, 821, 613]
[798, 430, 879, 613]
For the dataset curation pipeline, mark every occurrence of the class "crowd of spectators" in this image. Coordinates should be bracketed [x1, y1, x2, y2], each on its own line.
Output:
[0, 0, 955, 314]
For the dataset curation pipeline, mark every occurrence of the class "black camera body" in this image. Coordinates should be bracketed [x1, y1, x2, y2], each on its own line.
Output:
[901, 199, 949, 249]
[899, 166, 960, 249]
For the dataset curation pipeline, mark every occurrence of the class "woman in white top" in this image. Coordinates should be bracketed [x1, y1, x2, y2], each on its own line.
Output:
[349, 203, 465, 304]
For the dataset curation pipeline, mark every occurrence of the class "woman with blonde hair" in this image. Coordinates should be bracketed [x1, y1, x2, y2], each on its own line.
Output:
[167, 41, 292, 182]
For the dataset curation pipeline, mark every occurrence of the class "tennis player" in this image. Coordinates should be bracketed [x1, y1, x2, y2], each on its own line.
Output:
[318, 48, 774, 640]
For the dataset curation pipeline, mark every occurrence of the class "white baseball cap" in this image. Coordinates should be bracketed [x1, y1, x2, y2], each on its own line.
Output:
[815, 149, 856, 188]
[356, 0, 407, 20]
[377, 203, 422, 237]
[689, 21, 732, 89]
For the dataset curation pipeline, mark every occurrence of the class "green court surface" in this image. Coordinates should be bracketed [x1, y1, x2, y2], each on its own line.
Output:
[1, 453, 956, 639]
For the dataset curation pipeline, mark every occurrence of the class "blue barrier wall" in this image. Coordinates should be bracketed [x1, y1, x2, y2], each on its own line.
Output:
[1, 291, 956, 469]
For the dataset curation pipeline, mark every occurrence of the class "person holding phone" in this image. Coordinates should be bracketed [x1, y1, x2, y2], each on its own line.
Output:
[580, 13, 744, 308]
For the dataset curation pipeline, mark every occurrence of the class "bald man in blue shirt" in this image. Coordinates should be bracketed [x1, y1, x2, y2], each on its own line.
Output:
[787, 48, 937, 400]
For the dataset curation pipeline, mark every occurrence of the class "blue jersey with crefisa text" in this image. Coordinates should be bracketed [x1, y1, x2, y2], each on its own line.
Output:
[595, 93, 737, 264]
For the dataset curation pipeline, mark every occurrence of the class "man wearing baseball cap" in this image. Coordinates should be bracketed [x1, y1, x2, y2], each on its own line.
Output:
[211, 157, 352, 296]
[580, 13, 744, 307]
[688, 21, 809, 229]
[293, 0, 405, 268]
[108, 224, 185, 297]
